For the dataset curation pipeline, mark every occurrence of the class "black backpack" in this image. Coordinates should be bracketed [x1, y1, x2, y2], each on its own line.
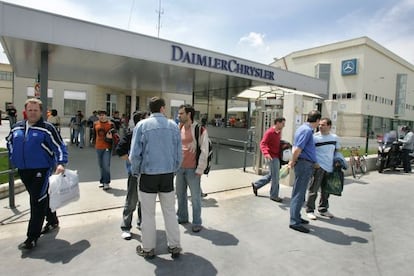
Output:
[195, 124, 213, 175]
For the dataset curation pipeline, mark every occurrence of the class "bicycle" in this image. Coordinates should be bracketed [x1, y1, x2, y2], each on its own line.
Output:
[348, 146, 367, 179]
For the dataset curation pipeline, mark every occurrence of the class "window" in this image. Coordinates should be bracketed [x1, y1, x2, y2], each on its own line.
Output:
[106, 94, 117, 116]
[64, 90, 86, 116]
[395, 74, 407, 116]
[27, 86, 53, 110]
[0, 70, 13, 81]
[332, 92, 355, 100]
[125, 96, 139, 117]
[315, 63, 331, 91]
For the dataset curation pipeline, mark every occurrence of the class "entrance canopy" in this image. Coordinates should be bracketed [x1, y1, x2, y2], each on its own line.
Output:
[237, 85, 323, 100]
[0, 1, 327, 101]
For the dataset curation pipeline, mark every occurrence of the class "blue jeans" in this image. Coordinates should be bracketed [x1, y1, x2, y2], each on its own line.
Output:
[290, 159, 314, 226]
[96, 149, 111, 184]
[74, 126, 85, 147]
[175, 168, 202, 225]
[253, 158, 280, 198]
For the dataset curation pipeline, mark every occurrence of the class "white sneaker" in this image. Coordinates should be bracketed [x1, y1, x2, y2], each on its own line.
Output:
[306, 212, 317, 220]
[319, 210, 334, 218]
[103, 183, 111, 190]
[121, 231, 132, 240]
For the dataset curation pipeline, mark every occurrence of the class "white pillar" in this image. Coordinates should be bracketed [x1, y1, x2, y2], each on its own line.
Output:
[131, 88, 137, 118]
[280, 93, 304, 187]
[322, 100, 339, 134]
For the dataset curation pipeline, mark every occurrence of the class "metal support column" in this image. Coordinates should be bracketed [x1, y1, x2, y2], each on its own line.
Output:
[224, 76, 229, 127]
[40, 49, 49, 119]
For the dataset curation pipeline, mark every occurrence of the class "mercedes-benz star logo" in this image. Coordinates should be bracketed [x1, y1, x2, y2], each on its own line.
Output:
[342, 61, 355, 73]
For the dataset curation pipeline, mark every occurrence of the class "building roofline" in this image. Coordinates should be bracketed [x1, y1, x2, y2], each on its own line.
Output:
[276, 36, 414, 71]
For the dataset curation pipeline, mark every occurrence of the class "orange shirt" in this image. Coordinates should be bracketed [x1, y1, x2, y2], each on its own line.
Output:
[94, 120, 114, 150]
[181, 125, 197, 168]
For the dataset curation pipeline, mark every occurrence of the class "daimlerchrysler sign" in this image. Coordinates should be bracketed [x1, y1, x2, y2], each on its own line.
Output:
[171, 45, 275, 81]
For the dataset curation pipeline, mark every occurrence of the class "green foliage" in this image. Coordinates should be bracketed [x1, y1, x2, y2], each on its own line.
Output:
[0, 148, 19, 184]
[339, 147, 377, 158]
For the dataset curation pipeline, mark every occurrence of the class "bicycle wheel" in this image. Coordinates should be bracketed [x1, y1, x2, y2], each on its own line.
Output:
[359, 155, 367, 174]
[350, 157, 357, 178]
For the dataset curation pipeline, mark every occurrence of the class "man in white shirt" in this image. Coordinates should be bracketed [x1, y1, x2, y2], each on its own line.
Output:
[399, 126, 414, 173]
[306, 118, 340, 220]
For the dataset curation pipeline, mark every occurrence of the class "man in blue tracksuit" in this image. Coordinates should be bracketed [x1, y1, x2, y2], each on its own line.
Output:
[6, 98, 68, 250]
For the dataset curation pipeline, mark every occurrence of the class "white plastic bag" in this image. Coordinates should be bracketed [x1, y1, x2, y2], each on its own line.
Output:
[49, 169, 80, 212]
[282, 148, 292, 162]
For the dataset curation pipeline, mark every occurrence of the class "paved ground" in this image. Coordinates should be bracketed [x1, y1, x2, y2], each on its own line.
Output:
[1, 121, 413, 275]
[1, 160, 414, 275]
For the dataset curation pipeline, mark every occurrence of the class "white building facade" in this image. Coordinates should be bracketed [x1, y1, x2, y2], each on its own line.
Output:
[271, 36, 414, 137]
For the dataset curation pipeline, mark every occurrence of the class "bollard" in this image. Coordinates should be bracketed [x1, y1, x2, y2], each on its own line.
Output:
[214, 140, 219, 165]
[8, 168, 15, 208]
[243, 141, 247, 172]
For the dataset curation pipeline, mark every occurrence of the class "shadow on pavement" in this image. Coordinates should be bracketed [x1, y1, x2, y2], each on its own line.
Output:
[147, 252, 218, 276]
[318, 216, 372, 232]
[201, 197, 219, 208]
[308, 224, 369, 245]
[181, 225, 239, 246]
[0, 207, 30, 225]
[20, 229, 91, 264]
[103, 187, 127, 197]
[344, 177, 370, 185]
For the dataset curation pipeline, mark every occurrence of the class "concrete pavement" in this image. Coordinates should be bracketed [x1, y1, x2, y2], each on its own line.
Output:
[1, 121, 413, 275]
[1, 140, 414, 275]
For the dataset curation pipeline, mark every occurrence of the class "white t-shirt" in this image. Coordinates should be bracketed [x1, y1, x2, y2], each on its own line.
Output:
[314, 132, 340, 173]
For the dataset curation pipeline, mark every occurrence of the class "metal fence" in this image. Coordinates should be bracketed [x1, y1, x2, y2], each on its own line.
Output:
[209, 136, 256, 172]
[0, 137, 256, 209]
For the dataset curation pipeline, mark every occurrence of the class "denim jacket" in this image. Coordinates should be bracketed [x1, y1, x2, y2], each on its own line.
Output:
[130, 113, 182, 175]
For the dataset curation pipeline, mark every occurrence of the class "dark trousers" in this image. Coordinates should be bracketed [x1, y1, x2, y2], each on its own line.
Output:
[306, 167, 330, 213]
[401, 149, 412, 173]
[19, 168, 58, 240]
[121, 174, 142, 231]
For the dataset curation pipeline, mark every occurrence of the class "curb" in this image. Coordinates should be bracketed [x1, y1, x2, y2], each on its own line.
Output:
[0, 180, 25, 199]
[0, 155, 379, 200]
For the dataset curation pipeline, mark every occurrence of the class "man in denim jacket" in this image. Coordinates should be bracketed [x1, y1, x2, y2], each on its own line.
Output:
[130, 97, 182, 259]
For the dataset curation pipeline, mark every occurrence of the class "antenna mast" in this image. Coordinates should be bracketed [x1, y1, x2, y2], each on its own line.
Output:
[156, 0, 164, 38]
[128, 0, 136, 29]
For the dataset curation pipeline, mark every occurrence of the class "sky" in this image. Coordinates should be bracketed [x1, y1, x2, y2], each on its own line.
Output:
[1, 0, 414, 65]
